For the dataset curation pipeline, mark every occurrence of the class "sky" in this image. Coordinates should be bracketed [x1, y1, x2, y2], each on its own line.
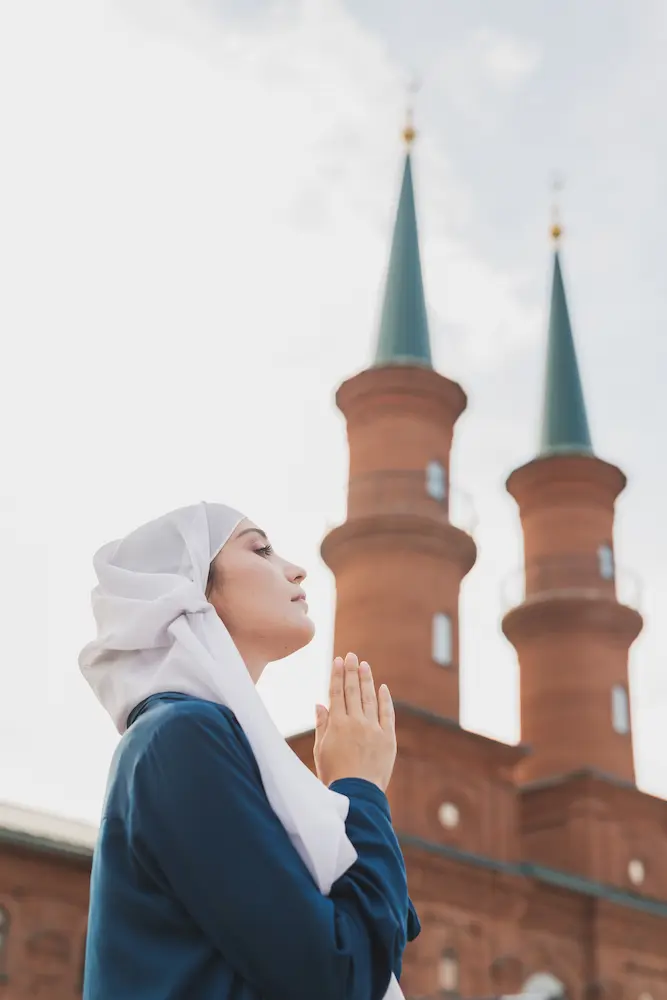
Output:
[1, 0, 666, 825]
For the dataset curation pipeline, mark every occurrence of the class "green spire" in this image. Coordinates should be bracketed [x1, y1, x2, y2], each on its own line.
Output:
[539, 244, 593, 456]
[373, 147, 432, 368]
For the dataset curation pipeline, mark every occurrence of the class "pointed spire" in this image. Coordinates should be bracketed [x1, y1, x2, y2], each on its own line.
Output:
[373, 111, 432, 368]
[539, 217, 593, 457]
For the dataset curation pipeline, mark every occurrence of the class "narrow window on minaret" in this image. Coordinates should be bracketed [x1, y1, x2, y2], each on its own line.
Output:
[432, 613, 453, 666]
[438, 948, 459, 996]
[598, 543, 615, 580]
[521, 972, 565, 1000]
[612, 684, 630, 734]
[426, 460, 447, 502]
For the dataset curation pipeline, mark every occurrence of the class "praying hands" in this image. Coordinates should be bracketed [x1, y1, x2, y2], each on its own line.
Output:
[314, 652, 397, 792]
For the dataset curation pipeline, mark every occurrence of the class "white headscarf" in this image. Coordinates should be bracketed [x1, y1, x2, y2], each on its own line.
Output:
[80, 501, 404, 999]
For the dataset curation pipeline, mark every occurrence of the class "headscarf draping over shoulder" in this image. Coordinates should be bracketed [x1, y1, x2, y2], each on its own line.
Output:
[79, 502, 404, 999]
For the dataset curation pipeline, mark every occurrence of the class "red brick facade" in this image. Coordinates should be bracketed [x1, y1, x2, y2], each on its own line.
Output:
[0, 836, 89, 1000]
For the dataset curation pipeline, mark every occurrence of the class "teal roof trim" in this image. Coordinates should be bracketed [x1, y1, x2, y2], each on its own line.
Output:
[399, 833, 667, 919]
[539, 251, 593, 457]
[374, 153, 433, 368]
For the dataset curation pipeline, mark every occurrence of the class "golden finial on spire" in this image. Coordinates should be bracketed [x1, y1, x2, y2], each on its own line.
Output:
[551, 173, 564, 242]
[403, 75, 421, 146]
[403, 112, 416, 146]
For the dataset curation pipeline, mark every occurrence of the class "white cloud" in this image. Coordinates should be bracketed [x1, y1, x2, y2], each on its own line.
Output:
[431, 25, 541, 126]
[478, 28, 541, 89]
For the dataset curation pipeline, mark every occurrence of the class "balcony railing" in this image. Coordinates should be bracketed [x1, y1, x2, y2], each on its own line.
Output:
[340, 470, 478, 534]
[501, 554, 641, 613]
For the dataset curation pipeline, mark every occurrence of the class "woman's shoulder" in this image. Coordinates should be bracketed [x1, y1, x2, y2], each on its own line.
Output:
[123, 695, 257, 775]
[144, 693, 240, 727]
[103, 696, 262, 825]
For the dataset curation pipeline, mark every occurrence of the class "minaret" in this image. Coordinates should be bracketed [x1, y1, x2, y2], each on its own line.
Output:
[502, 215, 642, 785]
[321, 117, 476, 720]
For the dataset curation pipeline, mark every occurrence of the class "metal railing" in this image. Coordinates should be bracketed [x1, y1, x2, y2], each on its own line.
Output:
[342, 470, 478, 534]
[501, 554, 641, 612]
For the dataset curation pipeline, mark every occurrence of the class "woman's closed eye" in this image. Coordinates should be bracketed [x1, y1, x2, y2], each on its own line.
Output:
[255, 543, 274, 558]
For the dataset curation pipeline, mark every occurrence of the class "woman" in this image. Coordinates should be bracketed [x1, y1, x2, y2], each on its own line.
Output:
[80, 501, 420, 1000]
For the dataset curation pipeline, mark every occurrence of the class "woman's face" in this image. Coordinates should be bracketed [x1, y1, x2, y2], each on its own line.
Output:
[207, 518, 314, 677]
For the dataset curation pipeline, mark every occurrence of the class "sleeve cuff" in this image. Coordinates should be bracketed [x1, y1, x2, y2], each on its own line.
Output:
[329, 777, 391, 815]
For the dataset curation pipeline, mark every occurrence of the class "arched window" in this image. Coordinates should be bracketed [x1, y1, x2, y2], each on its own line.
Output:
[432, 613, 453, 666]
[522, 972, 565, 1000]
[597, 543, 615, 581]
[426, 461, 447, 502]
[438, 948, 459, 996]
[0, 907, 10, 979]
[612, 684, 630, 735]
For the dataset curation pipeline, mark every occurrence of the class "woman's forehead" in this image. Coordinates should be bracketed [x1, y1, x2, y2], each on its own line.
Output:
[230, 518, 265, 541]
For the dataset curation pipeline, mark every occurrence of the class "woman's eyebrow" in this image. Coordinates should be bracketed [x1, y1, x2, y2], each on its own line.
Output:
[236, 528, 268, 541]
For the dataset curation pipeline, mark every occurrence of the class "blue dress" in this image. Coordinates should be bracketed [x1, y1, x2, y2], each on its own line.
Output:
[83, 692, 420, 999]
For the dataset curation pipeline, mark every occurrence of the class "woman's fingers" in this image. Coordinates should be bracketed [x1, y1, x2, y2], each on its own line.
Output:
[343, 652, 363, 717]
[359, 660, 378, 720]
[329, 656, 345, 717]
[333, 652, 382, 723]
[378, 683, 395, 734]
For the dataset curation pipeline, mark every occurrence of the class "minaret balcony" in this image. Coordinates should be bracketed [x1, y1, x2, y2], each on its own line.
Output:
[501, 553, 642, 613]
[343, 469, 477, 534]
[322, 471, 477, 577]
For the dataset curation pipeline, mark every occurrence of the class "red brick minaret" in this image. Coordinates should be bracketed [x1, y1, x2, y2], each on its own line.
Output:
[502, 224, 643, 785]
[320, 122, 476, 722]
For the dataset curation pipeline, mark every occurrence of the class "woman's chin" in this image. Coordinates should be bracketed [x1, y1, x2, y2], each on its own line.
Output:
[272, 618, 316, 661]
[293, 615, 316, 651]
[301, 615, 316, 645]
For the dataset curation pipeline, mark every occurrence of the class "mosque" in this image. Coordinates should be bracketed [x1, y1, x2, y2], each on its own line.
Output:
[1, 125, 666, 999]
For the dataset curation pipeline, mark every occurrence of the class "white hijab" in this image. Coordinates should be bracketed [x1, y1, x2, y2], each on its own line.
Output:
[79, 501, 404, 999]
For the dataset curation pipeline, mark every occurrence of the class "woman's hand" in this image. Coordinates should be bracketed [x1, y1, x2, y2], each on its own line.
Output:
[313, 652, 396, 792]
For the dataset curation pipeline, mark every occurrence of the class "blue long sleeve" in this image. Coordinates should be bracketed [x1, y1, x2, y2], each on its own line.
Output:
[330, 777, 420, 983]
[129, 699, 418, 1000]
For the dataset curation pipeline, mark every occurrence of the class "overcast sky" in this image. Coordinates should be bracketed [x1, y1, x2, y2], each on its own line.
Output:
[1, 0, 666, 825]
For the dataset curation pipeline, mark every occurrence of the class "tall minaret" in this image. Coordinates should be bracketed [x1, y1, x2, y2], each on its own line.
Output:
[502, 217, 642, 785]
[321, 118, 476, 720]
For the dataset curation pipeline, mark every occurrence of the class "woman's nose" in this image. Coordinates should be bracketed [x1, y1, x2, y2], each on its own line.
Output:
[287, 562, 307, 584]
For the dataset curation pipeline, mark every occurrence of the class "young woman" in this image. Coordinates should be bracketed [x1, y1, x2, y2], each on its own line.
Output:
[79, 501, 420, 999]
